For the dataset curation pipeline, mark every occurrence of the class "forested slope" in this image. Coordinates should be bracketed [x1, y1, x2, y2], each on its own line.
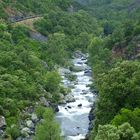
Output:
[80, 0, 140, 140]
[0, 0, 99, 139]
[0, 0, 140, 140]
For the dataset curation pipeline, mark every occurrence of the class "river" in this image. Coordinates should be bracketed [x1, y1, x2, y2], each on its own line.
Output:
[56, 52, 96, 140]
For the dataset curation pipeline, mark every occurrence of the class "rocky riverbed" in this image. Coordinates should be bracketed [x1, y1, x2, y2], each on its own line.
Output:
[56, 51, 97, 140]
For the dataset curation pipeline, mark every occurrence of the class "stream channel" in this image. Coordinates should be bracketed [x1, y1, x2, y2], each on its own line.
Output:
[56, 52, 96, 140]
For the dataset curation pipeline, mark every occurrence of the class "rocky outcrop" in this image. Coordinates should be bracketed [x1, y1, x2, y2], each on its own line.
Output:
[30, 31, 48, 42]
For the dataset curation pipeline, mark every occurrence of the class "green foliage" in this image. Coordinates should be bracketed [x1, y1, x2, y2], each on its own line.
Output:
[34, 9, 101, 52]
[88, 36, 112, 76]
[6, 125, 21, 140]
[112, 108, 140, 132]
[44, 71, 61, 93]
[45, 33, 69, 65]
[35, 106, 46, 118]
[94, 123, 140, 140]
[94, 124, 120, 140]
[34, 108, 62, 140]
[94, 61, 140, 130]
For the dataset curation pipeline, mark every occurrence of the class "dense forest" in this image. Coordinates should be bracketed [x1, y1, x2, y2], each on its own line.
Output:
[0, 0, 140, 140]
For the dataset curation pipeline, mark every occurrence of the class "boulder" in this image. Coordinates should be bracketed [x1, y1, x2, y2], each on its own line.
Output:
[26, 120, 34, 128]
[21, 127, 31, 136]
[73, 65, 85, 71]
[59, 68, 71, 76]
[39, 97, 49, 107]
[31, 114, 38, 123]
[0, 129, 4, 136]
[81, 57, 87, 61]
[65, 94, 75, 103]
[30, 31, 48, 42]
[88, 107, 95, 121]
[81, 90, 88, 95]
[16, 137, 22, 140]
[78, 104, 82, 107]
[59, 93, 65, 100]
[54, 106, 59, 112]
[0, 116, 6, 129]
[52, 105, 59, 112]
[84, 70, 92, 76]
[74, 51, 86, 58]
[77, 62, 83, 65]
[67, 106, 72, 109]
[88, 122, 93, 131]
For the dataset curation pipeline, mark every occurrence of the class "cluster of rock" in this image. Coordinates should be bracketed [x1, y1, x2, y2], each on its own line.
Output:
[0, 95, 60, 140]
[18, 113, 38, 140]
[0, 112, 38, 140]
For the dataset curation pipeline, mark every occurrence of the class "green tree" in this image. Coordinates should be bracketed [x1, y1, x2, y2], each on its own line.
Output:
[34, 108, 62, 140]
[94, 61, 140, 130]
[112, 108, 140, 132]
[94, 123, 140, 140]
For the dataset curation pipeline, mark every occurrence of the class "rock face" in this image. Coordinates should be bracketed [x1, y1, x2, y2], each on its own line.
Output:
[0, 116, 6, 129]
[30, 31, 48, 42]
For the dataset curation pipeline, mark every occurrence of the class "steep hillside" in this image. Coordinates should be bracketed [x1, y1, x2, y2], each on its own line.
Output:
[0, 0, 140, 140]
[0, 1, 100, 139]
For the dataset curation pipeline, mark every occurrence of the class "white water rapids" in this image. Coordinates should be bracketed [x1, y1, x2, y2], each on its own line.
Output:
[56, 53, 96, 140]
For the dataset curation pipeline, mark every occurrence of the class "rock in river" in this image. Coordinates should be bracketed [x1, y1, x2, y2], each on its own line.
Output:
[78, 104, 82, 107]
[65, 94, 75, 103]
[21, 127, 31, 136]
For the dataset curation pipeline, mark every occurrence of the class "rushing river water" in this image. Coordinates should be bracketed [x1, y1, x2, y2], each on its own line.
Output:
[56, 53, 96, 140]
